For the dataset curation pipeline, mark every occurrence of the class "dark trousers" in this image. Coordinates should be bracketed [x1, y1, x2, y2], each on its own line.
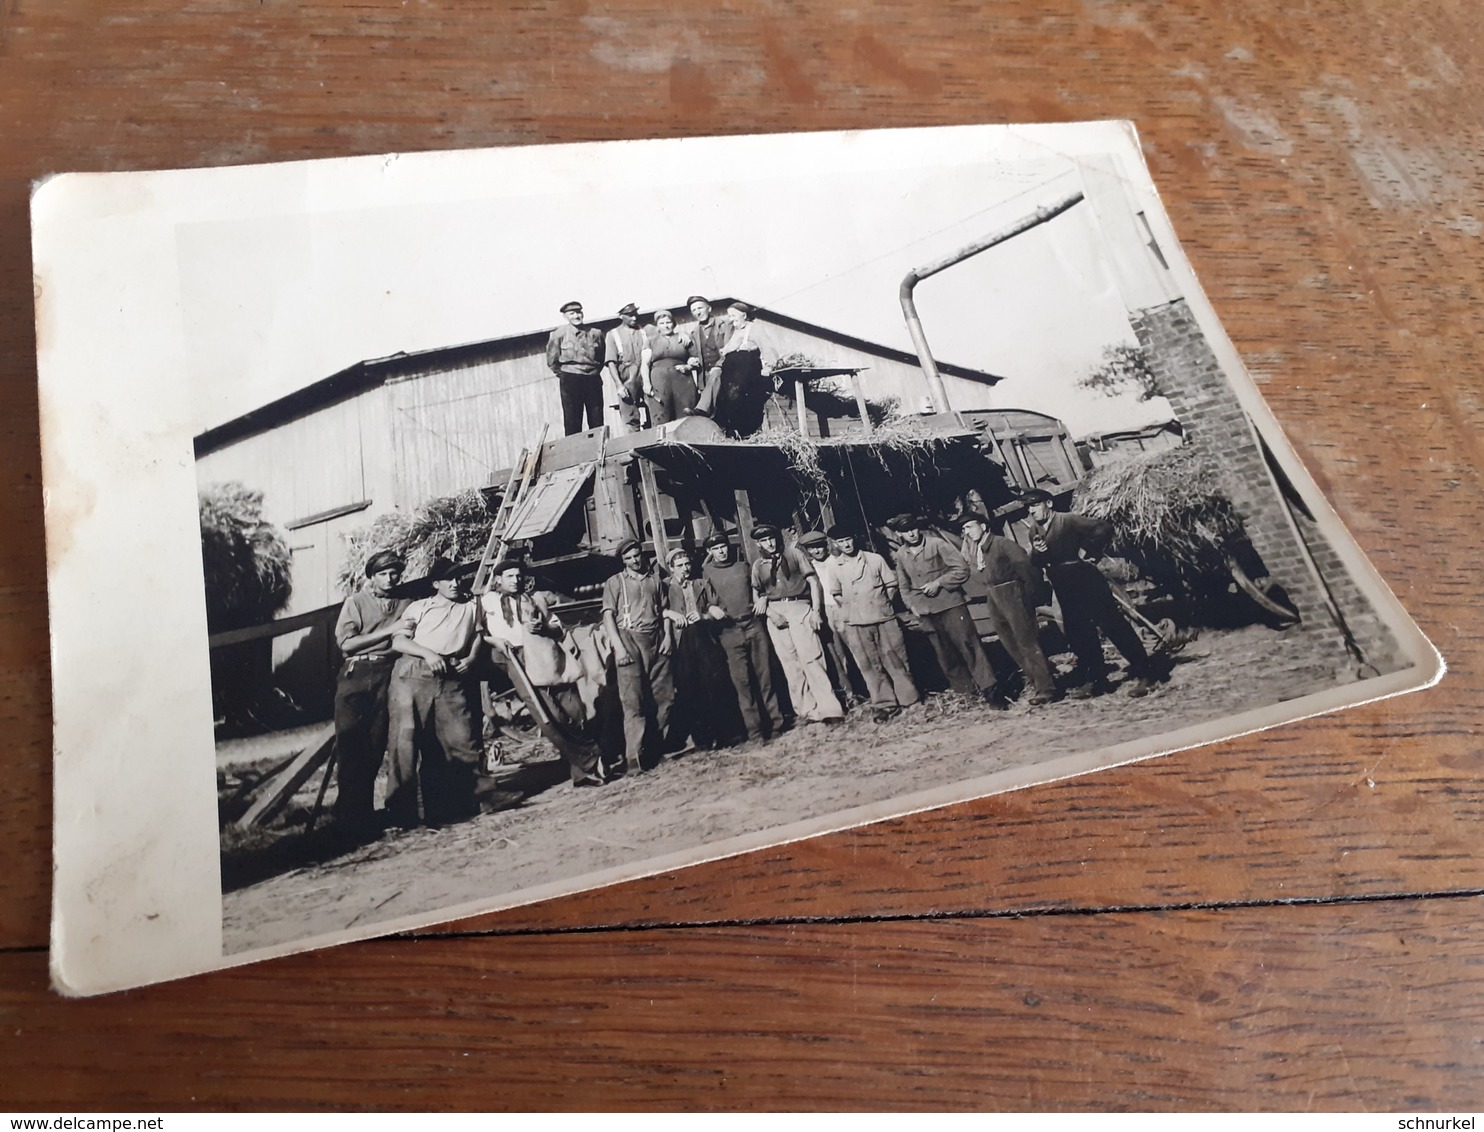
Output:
[386, 658, 483, 826]
[841, 618, 920, 708]
[1049, 561, 1149, 682]
[613, 626, 675, 764]
[983, 581, 1057, 696]
[922, 603, 997, 695]
[716, 618, 784, 739]
[646, 370, 698, 426]
[558, 370, 604, 435]
[535, 683, 604, 782]
[331, 655, 396, 823]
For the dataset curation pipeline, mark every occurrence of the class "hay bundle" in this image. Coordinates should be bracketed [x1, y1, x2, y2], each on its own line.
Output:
[1074, 445, 1245, 581]
[199, 482, 293, 633]
[741, 410, 953, 499]
[337, 488, 494, 595]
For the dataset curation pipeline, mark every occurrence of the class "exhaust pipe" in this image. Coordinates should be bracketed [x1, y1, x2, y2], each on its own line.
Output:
[900, 189, 1086, 413]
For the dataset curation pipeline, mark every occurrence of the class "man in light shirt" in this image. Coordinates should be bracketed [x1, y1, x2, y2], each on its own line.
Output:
[387, 557, 488, 827]
[823, 526, 920, 721]
[603, 302, 647, 433]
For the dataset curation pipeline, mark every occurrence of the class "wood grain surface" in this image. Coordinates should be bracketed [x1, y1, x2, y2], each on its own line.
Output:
[2, 0, 1480, 1111]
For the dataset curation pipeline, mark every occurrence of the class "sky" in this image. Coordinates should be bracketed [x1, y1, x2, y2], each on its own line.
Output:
[177, 129, 1173, 440]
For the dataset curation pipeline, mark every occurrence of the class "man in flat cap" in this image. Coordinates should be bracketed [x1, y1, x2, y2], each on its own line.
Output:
[546, 300, 606, 436]
[386, 556, 489, 827]
[823, 525, 920, 721]
[331, 549, 410, 836]
[958, 512, 1059, 706]
[482, 557, 605, 788]
[798, 530, 858, 708]
[679, 296, 731, 391]
[662, 545, 734, 751]
[890, 513, 1005, 706]
[601, 538, 675, 773]
[696, 300, 779, 438]
[1021, 489, 1155, 698]
[751, 524, 843, 725]
[603, 302, 646, 433]
[701, 530, 785, 742]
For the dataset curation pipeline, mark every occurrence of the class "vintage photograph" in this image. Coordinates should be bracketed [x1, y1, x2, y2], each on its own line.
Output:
[176, 129, 1433, 958]
[35, 123, 1438, 991]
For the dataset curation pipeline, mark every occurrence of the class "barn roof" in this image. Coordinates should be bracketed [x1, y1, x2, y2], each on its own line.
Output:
[193, 300, 1005, 457]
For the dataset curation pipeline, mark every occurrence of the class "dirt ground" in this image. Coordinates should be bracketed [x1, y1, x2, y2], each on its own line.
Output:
[221, 623, 1359, 953]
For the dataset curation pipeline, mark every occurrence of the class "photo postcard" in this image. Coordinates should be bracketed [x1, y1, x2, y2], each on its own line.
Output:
[32, 121, 1442, 995]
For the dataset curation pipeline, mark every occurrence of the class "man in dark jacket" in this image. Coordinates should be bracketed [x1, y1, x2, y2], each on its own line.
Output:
[958, 513, 1059, 706]
[890, 513, 1005, 707]
[1021, 489, 1154, 698]
[545, 300, 606, 435]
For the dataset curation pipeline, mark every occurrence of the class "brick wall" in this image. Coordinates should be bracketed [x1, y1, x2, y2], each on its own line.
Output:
[1129, 298, 1402, 679]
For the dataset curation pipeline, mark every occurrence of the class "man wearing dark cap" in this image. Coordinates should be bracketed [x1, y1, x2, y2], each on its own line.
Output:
[603, 302, 646, 433]
[331, 549, 410, 835]
[482, 558, 604, 787]
[546, 300, 606, 436]
[824, 526, 920, 720]
[387, 557, 488, 826]
[601, 539, 675, 772]
[751, 524, 843, 725]
[1021, 489, 1155, 698]
[889, 513, 1005, 706]
[701, 531, 785, 742]
[959, 512, 1059, 706]
[798, 530, 858, 708]
[695, 300, 778, 438]
[680, 296, 731, 386]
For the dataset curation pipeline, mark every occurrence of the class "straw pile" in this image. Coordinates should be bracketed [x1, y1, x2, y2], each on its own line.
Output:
[199, 482, 293, 633]
[742, 409, 954, 499]
[1073, 445, 1245, 581]
[337, 488, 494, 594]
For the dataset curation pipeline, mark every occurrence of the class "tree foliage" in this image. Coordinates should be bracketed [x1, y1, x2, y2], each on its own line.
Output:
[199, 482, 293, 632]
[1078, 343, 1160, 401]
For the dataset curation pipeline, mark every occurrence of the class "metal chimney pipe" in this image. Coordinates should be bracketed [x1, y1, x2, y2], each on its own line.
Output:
[900, 189, 1087, 413]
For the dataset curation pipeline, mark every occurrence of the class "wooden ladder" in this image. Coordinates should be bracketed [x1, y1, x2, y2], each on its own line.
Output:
[472, 423, 548, 594]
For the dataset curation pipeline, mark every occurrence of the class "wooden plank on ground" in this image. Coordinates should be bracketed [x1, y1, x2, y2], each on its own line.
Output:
[234, 725, 337, 830]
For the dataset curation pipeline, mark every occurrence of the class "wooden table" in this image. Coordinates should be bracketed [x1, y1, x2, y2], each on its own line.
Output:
[2, 1, 1479, 1111]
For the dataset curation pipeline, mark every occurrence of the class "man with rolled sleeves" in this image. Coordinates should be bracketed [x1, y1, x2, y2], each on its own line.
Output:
[679, 296, 731, 402]
[1021, 488, 1155, 699]
[387, 557, 488, 828]
[701, 531, 785, 742]
[603, 302, 646, 433]
[331, 549, 410, 835]
[545, 300, 606, 436]
[601, 538, 675, 772]
[751, 524, 843, 726]
[823, 526, 920, 721]
[890, 512, 1005, 706]
[958, 512, 1059, 706]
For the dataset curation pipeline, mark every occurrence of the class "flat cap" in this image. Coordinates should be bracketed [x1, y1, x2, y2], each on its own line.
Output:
[703, 531, 732, 549]
[886, 513, 923, 533]
[364, 549, 405, 577]
[797, 530, 828, 548]
[559, 300, 583, 313]
[617, 537, 644, 558]
[423, 556, 479, 582]
[618, 302, 639, 315]
[956, 511, 991, 531]
[1020, 489, 1054, 506]
[824, 524, 854, 542]
[750, 523, 781, 542]
[685, 294, 710, 307]
[727, 300, 754, 316]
